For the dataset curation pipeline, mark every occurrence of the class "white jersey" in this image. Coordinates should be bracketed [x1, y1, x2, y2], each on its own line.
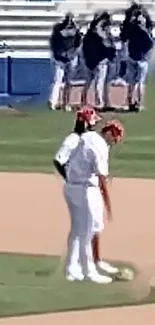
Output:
[54, 132, 80, 166]
[66, 131, 109, 187]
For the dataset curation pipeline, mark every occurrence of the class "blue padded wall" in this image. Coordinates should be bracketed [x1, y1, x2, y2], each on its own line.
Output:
[0, 57, 8, 93]
[10, 58, 53, 95]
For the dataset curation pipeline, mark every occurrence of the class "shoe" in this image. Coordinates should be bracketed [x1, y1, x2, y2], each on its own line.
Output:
[65, 105, 72, 112]
[97, 261, 119, 274]
[94, 103, 104, 112]
[87, 270, 112, 284]
[134, 102, 144, 112]
[47, 101, 56, 111]
[66, 271, 84, 282]
[128, 103, 140, 113]
[111, 78, 127, 87]
[65, 264, 84, 282]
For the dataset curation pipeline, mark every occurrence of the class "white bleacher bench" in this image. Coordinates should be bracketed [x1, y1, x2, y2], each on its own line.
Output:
[4, 39, 49, 48]
[8, 50, 51, 58]
[0, 10, 64, 17]
[0, 10, 99, 18]
[0, 27, 121, 38]
[0, 0, 154, 54]
[4, 50, 50, 56]
[0, 21, 55, 27]
[0, 30, 51, 37]
[62, 80, 86, 87]
[0, 1, 56, 9]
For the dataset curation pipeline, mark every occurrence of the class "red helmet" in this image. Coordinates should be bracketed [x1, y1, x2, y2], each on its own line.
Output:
[102, 119, 124, 143]
[76, 105, 101, 126]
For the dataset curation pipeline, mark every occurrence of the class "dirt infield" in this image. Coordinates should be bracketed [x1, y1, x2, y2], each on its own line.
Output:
[0, 173, 155, 324]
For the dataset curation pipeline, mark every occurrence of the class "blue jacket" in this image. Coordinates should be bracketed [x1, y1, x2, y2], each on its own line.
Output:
[50, 22, 81, 63]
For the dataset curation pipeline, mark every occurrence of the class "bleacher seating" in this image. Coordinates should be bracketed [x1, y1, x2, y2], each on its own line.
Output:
[0, 1, 64, 53]
[0, 1, 154, 55]
[0, 0, 154, 106]
[0, 0, 133, 55]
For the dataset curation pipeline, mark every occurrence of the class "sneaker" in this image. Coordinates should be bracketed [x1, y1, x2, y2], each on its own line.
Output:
[134, 102, 144, 112]
[128, 103, 140, 113]
[47, 101, 56, 111]
[65, 105, 72, 112]
[66, 271, 84, 282]
[110, 78, 127, 87]
[97, 261, 119, 274]
[65, 264, 84, 282]
[116, 78, 127, 87]
[94, 103, 104, 112]
[87, 270, 112, 284]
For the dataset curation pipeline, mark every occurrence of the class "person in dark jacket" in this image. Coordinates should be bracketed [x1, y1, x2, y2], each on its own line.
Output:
[48, 12, 81, 111]
[81, 11, 116, 110]
[120, 3, 153, 111]
[121, 1, 153, 42]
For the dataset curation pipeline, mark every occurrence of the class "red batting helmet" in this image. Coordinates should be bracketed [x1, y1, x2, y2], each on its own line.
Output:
[76, 105, 101, 126]
[101, 119, 124, 143]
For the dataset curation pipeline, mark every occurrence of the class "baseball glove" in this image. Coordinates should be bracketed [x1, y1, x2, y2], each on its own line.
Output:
[114, 268, 135, 281]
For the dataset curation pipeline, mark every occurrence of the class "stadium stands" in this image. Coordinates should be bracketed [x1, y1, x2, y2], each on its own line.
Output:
[0, 0, 154, 107]
[0, 0, 139, 55]
[0, 1, 64, 54]
[0, 0, 155, 55]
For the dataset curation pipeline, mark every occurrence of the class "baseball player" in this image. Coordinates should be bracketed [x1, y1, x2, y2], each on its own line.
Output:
[54, 106, 100, 179]
[64, 120, 124, 283]
[48, 12, 81, 111]
[80, 11, 116, 110]
[54, 107, 119, 279]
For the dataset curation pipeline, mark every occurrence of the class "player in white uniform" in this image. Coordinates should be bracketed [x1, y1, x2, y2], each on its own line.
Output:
[54, 108, 121, 281]
[54, 106, 99, 178]
[64, 120, 124, 283]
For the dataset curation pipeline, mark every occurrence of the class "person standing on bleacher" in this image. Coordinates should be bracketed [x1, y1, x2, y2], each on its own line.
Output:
[48, 12, 82, 111]
[80, 11, 116, 110]
[120, 2, 153, 112]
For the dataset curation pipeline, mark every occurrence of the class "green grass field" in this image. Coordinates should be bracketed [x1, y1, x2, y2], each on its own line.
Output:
[0, 252, 154, 317]
[0, 84, 155, 317]
[0, 83, 154, 177]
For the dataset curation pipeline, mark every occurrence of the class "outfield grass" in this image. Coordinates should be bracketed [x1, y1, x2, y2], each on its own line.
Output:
[0, 111, 72, 173]
[0, 82, 154, 177]
[0, 90, 155, 316]
[0, 252, 154, 317]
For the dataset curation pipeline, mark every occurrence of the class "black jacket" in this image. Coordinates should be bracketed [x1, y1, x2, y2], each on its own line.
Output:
[82, 26, 116, 70]
[120, 4, 153, 43]
[126, 23, 153, 61]
[50, 22, 81, 63]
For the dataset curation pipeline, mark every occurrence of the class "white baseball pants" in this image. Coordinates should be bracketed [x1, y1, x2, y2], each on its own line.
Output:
[79, 51, 109, 107]
[64, 183, 104, 276]
[127, 58, 148, 106]
[49, 56, 78, 108]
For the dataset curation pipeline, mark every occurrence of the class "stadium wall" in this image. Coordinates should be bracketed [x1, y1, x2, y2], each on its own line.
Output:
[0, 49, 125, 106]
[0, 54, 53, 106]
[0, 45, 152, 107]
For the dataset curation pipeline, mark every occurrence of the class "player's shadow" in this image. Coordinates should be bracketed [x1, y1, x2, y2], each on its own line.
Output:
[100, 107, 140, 114]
